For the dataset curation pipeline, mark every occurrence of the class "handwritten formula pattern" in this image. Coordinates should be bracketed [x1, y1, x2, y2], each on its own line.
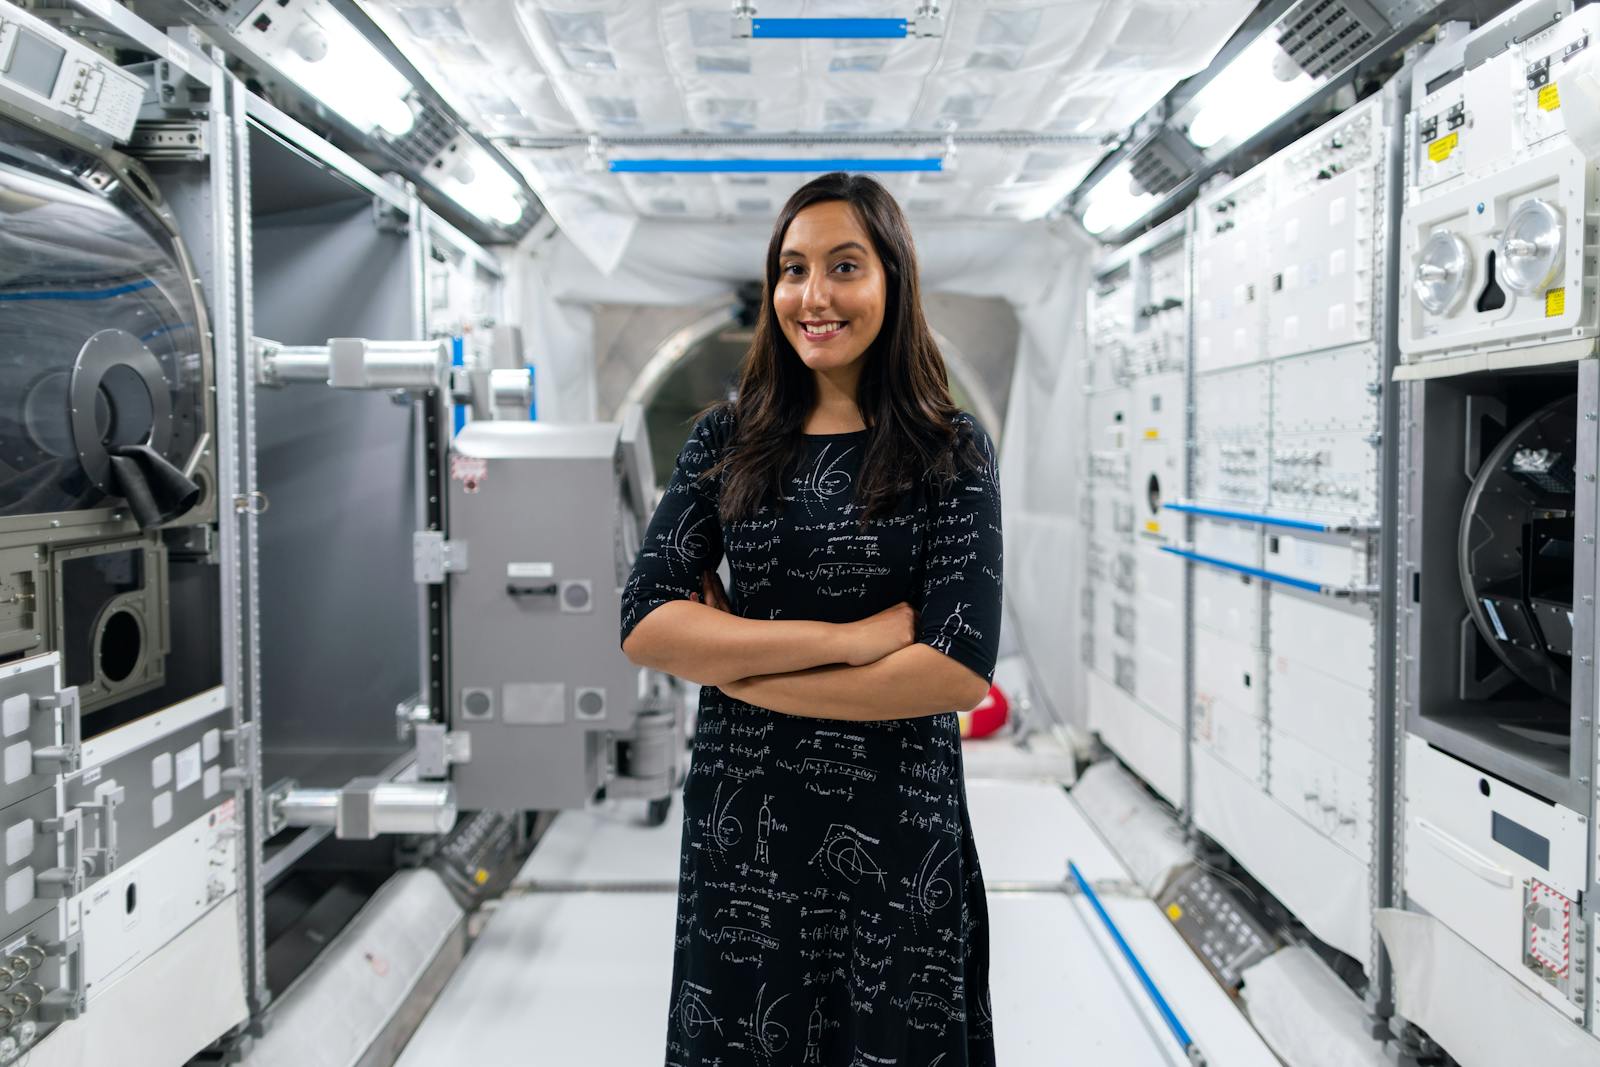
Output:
[622, 407, 1003, 1067]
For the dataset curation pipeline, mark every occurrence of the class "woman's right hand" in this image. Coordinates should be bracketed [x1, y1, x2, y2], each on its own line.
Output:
[840, 602, 918, 666]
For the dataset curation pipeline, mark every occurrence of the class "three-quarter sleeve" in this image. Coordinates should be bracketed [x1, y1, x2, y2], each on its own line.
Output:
[915, 415, 1004, 686]
[620, 407, 730, 649]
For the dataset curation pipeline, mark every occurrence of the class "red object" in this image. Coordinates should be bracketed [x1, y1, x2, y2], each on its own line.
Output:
[959, 685, 1009, 739]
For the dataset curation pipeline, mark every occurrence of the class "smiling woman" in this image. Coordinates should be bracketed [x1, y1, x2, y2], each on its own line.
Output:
[620, 171, 1003, 1067]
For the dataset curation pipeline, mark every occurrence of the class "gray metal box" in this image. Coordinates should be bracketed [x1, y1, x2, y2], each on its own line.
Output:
[443, 421, 663, 811]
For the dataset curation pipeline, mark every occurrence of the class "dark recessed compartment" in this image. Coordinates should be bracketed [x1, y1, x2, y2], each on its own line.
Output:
[1402, 362, 1596, 810]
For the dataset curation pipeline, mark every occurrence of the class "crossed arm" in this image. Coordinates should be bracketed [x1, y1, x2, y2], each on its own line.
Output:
[620, 578, 990, 722]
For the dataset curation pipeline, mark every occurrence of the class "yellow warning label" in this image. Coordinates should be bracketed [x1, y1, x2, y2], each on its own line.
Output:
[1166, 904, 1184, 922]
[1547, 287, 1566, 317]
[1427, 132, 1458, 163]
[1539, 83, 1561, 111]
[474, 868, 490, 885]
[1143, 428, 1160, 439]
[1144, 521, 1161, 534]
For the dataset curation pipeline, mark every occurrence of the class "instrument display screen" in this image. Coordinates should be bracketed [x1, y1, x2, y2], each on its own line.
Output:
[5, 28, 66, 97]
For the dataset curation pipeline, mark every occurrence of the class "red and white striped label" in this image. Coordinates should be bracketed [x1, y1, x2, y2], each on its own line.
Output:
[1529, 880, 1572, 975]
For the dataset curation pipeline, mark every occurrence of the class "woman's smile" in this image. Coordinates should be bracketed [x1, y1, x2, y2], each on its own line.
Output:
[800, 320, 848, 341]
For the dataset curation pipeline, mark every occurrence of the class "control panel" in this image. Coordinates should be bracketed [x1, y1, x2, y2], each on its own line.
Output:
[0, 3, 146, 141]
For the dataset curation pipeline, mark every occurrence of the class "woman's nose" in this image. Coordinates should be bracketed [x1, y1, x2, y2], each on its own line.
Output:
[801, 270, 831, 311]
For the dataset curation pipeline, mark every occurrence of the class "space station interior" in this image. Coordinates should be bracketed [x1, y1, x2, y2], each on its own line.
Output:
[10, 0, 1600, 1065]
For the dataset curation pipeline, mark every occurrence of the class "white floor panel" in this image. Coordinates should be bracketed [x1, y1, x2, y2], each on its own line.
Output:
[402, 769, 1281, 1065]
[990, 894, 1191, 1065]
[967, 779, 1127, 884]
[394, 892, 676, 1066]
[515, 795, 684, 886]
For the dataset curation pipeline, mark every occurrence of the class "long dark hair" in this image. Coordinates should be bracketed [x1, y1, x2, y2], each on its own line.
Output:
[703, 172, 982, 525]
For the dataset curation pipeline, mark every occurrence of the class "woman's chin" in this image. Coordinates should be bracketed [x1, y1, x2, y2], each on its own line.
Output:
[796, 347, 865, 372]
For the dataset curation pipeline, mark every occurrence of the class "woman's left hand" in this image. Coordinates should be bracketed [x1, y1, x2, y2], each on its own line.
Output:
[697, 570, 731, 613]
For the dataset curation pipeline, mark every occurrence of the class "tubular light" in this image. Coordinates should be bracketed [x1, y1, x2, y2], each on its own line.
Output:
[1183, 33, 1318, 151]
[432, 141, 526, 227]
[244, 0, 417, 137]
[1078, 159, 1157, 236]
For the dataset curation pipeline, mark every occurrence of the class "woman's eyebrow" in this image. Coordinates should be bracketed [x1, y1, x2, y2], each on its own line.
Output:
[779, 241, 867, 259]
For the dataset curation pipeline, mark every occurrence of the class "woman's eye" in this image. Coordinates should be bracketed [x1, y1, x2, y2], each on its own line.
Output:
[836, 262, 857, 273]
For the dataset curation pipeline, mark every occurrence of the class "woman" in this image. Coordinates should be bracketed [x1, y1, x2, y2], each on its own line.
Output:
[620, 171, 1002, 1067]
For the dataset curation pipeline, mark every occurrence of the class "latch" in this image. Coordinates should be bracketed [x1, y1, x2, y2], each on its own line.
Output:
[75, 782, 125, 878]
[30, 687, 80, 776]
[414, 531, 469, 584]
[414, 722, 472, 779]
[34, 934, 85, 1023]
[221, 723, 255, 791]
[36, 810, 83, 900]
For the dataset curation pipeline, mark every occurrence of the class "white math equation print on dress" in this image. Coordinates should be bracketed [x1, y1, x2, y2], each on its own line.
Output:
[622, 407, 1001, 1067]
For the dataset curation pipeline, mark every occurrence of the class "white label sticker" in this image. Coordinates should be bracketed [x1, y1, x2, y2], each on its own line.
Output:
[507, 562, 555, 579]
[4, 821, 33, 866]
[1, 696, 28, 739]
[175, 743, 201, 791]
[2, 743, 30, 786]
[152, 791, 173, 830]
[4, 869, 32, 915]
[151, 752, 172, 789]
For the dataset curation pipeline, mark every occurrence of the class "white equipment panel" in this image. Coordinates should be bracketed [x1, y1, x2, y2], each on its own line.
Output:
[77, 800, 238, 994]
[1404, 737, 1589, 1023]
[1400, 6, 1600, 366]
[1182, 92, 1396, 975]
[1081, 217, 1189, 808]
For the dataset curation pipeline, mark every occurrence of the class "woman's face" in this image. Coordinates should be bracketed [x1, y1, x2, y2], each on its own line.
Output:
[773, 200, 887, 378]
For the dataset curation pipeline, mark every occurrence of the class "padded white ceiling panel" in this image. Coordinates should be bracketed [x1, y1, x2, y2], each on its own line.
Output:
[362, 0, 1255, 264]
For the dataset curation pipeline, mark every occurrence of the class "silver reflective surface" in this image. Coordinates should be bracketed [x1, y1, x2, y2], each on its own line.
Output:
[1496, 197, 1564, 296]
[1414, 229, 1472, 315]
[0, 118, 206, 517]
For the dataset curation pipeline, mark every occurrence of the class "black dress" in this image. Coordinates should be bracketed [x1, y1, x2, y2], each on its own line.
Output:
[620, 406, 1003, 1067]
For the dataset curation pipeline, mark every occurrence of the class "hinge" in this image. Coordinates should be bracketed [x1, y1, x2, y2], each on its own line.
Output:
[127, 119, 208, 161]
[414, 531, 469, 584]
[373, 197, 411, 235]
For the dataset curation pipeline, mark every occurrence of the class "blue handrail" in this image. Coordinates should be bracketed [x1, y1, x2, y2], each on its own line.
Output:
[610, 158, 942, 173]
[1162, 501, 1378, 534]
[1162, 502, 1333, 532]
[1158, 545, 1326, 594]
[751, 17, 908, 38]
[1068, 861, 1203, 1064]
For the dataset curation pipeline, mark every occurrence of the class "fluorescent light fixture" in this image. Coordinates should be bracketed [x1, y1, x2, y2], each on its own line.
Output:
[609, 158, 943, 174]
[1184, 33, 1318, 150]
[1077, 159, 1157, 236]
[750, 18, 908, 38]
[238, 0, 416, 137]
[428, 138, 526, 226]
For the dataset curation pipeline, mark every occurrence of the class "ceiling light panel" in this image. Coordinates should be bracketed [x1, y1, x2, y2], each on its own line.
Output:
[364, 0, 1257, 228]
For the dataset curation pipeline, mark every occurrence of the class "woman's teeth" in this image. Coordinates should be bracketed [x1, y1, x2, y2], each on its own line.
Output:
[802, 322, 845, 337]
